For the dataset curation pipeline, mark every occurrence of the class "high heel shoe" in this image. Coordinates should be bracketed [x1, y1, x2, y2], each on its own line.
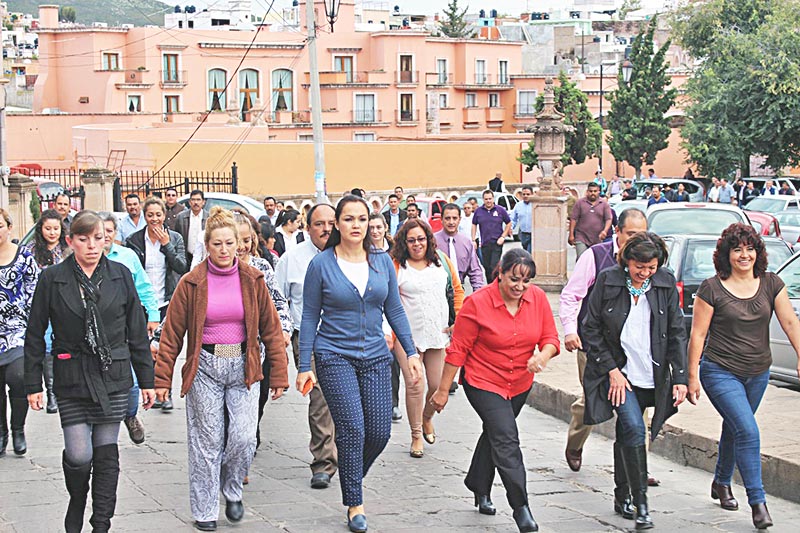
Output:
[473, 493, 496, 515]
[512, 505, 538, 532]
[422, 419, 436, 445]
[711, 480, 738, 511]
[751, 503, 773, 529]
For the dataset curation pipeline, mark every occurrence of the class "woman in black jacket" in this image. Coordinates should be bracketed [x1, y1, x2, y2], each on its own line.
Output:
[24, 211, 156, 533]
[273, 208, 305, 257]
[125, 196, 188, 320]
[582, 232, 688, 530]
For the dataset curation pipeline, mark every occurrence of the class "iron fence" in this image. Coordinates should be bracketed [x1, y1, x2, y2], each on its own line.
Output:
[113, 164, 238, 211]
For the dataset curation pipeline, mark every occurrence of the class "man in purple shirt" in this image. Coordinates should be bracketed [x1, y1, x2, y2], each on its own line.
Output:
[569, 182, 612, 259]
[435, 203, 486, 290]
[471, 190, 512, 282]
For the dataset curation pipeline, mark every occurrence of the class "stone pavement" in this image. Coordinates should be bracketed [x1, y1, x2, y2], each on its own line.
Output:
[2, 363, 800, 533]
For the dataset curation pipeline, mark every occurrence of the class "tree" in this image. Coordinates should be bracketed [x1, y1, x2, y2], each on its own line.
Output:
[60, 6, 77, 23]
[518, 71, 603, 172]
[674, 0, 800, 177]
[618, 0, 642, 21]
[606, 17, 677, 178]
[439, 0, 470, 38]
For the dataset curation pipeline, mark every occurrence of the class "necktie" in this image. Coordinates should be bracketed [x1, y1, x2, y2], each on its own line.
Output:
[449, 237, 458, 264]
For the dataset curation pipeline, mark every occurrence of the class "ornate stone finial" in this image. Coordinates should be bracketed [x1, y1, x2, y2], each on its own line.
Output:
[526, 77, 574, 195]
[227, 96, 242, 125]
[250, 97, 267, 126]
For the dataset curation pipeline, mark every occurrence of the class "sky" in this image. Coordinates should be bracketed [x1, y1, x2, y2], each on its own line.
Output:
[190, 1, 669, 18]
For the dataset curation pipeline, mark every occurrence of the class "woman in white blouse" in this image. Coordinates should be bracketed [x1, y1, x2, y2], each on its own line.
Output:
[390, 218, 463, 457]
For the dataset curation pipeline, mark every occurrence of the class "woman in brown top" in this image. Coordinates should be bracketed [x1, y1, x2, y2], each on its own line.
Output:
[688, 223, 800, 530]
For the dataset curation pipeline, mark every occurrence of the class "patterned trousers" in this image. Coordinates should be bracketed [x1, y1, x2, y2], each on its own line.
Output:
[186, 349, 258, 522]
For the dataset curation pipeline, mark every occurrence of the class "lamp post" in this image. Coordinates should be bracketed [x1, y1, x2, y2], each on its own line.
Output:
[323, 0, 341, 32]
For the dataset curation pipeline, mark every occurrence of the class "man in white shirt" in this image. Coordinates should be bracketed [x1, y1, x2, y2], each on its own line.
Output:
[260, 196, 280, 226]
[275, 203, 339, 490]
[119, 193, 146, 242]
[175, 189, 208, 265]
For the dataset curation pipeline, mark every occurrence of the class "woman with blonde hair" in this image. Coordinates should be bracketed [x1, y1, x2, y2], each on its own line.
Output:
[155, 207, 288, 532]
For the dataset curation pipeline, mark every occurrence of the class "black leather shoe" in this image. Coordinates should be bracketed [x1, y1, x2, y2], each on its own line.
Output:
[310, 472, 331, 489]
[225, 500, 244, 522]
[711, 480, 739, 511]
[46, 392, 58, 414]
[473, 493, 496, 515]
[0, 431, 7, 458]
[12, 429, 26, 456]
[614, 493, 635, 520]
[751, 503, 773, 529]
[194, 520, 217, 531]
[347, 511, 367, 533]
[565, 448, 582, 472]
[449, 381, 458, 395]
[512, 505, 538, 532]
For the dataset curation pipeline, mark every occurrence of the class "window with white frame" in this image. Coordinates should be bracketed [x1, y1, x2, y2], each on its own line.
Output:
[354, 94, 376, 122]
[517, 90, 537, 116]
[499, 60, 509, 84]
[126, 95, 141, 113]
[101, 52, 120, 70]
[436, 59, 448, 84]
[298, 134, 314, 142]
[399, 93, 414, 121]
[208, 68, 227, 111]
[334, 56, 354, 82]
[489, 93, 500, 108]
[439, 93, 448, 109]
[272, 69, 293, 112]
[475, 60, 486, 84]
[162, 53, 179, 82]
[465, 93, 477, 108]
[164, 95, 180, 113]
[239, 68, 259, 120]
[354, 132, 376, 142]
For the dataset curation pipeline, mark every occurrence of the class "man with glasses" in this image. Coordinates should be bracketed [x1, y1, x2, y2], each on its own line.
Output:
[163, 187, 184, 231]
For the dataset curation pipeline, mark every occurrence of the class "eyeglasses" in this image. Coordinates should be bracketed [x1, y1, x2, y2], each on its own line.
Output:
[406, 237, 427, 245]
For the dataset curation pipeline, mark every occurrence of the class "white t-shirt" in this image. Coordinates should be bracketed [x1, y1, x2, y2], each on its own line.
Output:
[397, 263, 449, 351]
[187, 211, 204, 255]
[336, 257, 369, 297]
[144, 233, 168, 308]
[620, 291, 655, 388]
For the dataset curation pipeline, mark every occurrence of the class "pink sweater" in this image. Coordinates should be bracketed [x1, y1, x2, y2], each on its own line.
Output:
[202, 259, 247, 344]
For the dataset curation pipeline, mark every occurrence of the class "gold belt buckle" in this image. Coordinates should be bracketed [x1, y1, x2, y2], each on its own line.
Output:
[214, 343, 242, 358]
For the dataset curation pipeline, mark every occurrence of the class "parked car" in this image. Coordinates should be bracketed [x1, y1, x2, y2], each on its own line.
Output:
[770, 250, 800, 385]
[648, 203, 751, 237]
[774, 211, 800, 245]
[177, 192, 266, 219]
[743, 195, 800, 214]
[664, 235, 792, 332]
[609, 178, 705, 206]
[612, 199, 649, 217]
[742, 177, 799, 196]
[31, 178, 83, 211]
[381, 196, 446, 233]
[747, 211, 782, 238]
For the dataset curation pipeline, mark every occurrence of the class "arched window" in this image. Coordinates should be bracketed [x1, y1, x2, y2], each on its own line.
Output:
[271, 69, 293, 113]
[239, 69, 259, 120]
[208, 68, 227, 111]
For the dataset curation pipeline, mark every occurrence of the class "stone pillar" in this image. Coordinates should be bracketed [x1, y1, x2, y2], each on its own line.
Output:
[7, 173, 38, 241]
[530, 194, 568, 292]
[82, 167, 116, 212]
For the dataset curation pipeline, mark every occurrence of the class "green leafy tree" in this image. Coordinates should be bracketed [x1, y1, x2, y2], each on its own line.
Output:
[439, 0, 470, 38]
[674, 0, 800, 177]
[60, 6, 77, 23]
[518, 71, 603, 172]
[606, 17, 677, 178]
[618, 0, 642, 21]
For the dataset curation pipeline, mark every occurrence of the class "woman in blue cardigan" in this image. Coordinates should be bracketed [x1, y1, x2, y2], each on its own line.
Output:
[297, 195, 421, 533]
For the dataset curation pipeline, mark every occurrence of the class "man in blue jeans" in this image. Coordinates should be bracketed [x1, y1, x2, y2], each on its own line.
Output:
[100, 212, 160, 444]
[511, 186, 534, 253]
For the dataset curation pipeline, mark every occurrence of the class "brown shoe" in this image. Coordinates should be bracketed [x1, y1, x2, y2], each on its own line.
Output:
[565, 448, 582, 472]
[711, 480, 738, 511]
[751, 503, 773, 529]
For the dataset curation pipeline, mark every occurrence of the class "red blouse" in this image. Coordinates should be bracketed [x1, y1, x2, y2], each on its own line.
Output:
[445, 281, 560, 399]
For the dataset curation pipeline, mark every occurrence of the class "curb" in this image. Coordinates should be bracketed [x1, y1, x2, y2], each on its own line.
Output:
[527, 380, 800, 504]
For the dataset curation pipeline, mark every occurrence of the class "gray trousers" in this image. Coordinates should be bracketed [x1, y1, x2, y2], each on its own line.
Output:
[186, 349, 258, 522]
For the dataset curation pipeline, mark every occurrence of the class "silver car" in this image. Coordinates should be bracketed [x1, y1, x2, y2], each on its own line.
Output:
[774, 210, 800, 246]
[770, 251, 800, 385]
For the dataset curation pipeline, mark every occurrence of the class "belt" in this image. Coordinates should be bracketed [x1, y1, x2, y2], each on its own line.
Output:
[520, 231, 531, 234]
[202, 342, 246, 358]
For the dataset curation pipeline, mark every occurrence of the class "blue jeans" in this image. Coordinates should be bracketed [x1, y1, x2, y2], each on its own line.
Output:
[613, 386, 655, 448]
[700, 359, 770, 505]
[126, 365, 139, 418]
[519, 232, 532, 253]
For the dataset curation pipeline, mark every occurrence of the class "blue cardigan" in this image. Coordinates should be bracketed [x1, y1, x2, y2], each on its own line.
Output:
[298, 248, 416, 372]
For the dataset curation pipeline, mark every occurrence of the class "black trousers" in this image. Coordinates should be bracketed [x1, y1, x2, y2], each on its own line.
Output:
[463, 379, 530, 508]
[391, 357, 400, 409]
[480, 241, 504, 282]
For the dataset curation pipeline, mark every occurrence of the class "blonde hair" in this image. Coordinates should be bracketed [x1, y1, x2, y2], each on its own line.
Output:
[204, 206, 238, 244]
[143, 196, 166, 215]
[0, 208, 11, 227]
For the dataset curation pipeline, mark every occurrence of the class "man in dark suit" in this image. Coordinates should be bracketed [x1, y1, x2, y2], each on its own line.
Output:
[174, 189, 208, 265]
[383, 194, 407, 236]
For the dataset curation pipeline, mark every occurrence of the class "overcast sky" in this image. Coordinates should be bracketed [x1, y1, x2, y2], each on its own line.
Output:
[191, 1, 668, 17]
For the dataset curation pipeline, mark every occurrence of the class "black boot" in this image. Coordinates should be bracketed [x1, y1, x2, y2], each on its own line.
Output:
[613, 443, 635, 519]
[621, 445, 654, 530]
[0, 391, 7, 458]
[512, 505, 539, 532]
[10, 397, 28, 455]
[44, 356, 58, 413]
[63, 452, 92, 533]
[89, 444, 120, 533]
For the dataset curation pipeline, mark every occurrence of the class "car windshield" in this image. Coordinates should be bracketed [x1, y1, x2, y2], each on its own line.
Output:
[765, 241, 792, 272]
[775, 212, 800, 226]
[649, 209, 745, 236]
[682, 240, 718, 282]
[779, 254, 800, 298]
[744, 197, 787, 214]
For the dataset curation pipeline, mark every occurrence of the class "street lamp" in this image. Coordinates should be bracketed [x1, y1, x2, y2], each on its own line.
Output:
[323, 0, 341, 32]
[621, 59, 634, 84]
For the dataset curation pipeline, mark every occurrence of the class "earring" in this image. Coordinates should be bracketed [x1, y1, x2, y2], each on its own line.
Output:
[624, 266, 629, 272]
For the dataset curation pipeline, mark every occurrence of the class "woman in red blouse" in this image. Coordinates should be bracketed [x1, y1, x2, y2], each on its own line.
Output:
[430, 248, 559, 533]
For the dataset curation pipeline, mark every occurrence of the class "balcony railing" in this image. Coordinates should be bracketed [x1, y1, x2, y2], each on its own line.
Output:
[266, 110, 311, 124]
[514, 104, 537, 117]
[474, 72, 489, 84]
[485, 106, 506, 122]
[396, 109, 419, 123]
[311, 71, 390, 85]
[426, 71, 453, 85]
[352, 109, 382, 123]
[160, 70, 187, 87]
[396, 70, 419, 84]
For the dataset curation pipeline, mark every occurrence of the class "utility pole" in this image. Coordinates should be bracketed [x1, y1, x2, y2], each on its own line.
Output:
[306, 0, 328, 204]
[0, 79, 10, 209]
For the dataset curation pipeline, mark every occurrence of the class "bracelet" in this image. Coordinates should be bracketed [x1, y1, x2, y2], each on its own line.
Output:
[407, 353, 420, 359]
